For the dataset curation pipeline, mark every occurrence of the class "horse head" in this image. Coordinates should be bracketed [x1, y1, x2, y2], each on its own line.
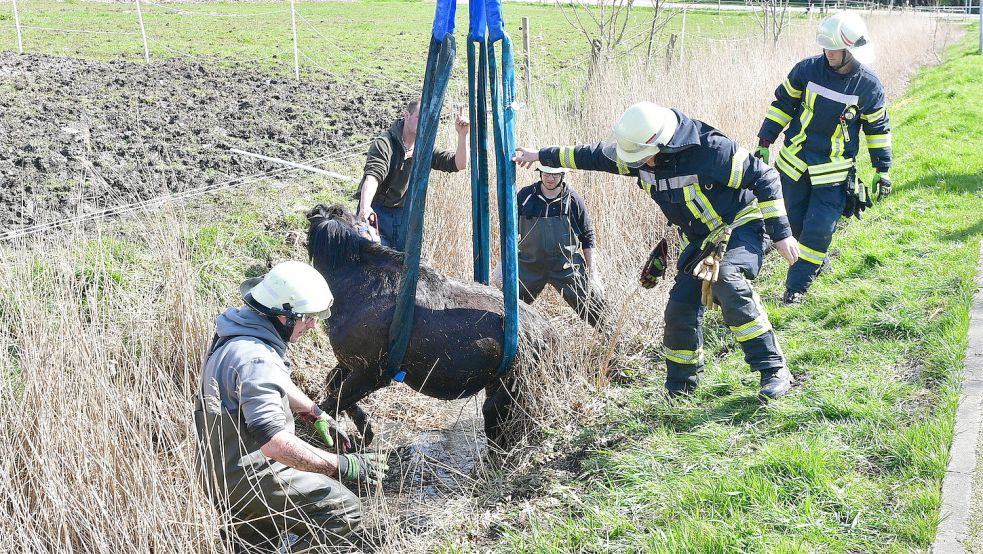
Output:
[305, 203, 369, 272]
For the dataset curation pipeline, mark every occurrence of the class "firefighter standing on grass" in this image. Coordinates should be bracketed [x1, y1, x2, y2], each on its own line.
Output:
[514, 102, 800, 400]
[755, 11, 893, 304]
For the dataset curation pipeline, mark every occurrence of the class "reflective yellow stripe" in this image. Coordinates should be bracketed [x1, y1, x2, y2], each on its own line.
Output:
[758, 199, 787, 219]
[683, 185, 724, 232]
[782, 78, 803, 99]
[559, 146, 578, 169]
[830, 119, 845, 161]
[861, 107, 885, 122]
[783, 89, 817, 167]
[729, 313, 772, 342]
[866, 134, 892, 149]
[615, 158, 630, 175]
[776, 148, 806, 181]
[727, 147, 749, 189]
[799, 243, 826, 266]
[664, 346, 704, 365]
[809, 158, 854, 174]
[765, 106, 793, 127]
[810, 171, 850, 186]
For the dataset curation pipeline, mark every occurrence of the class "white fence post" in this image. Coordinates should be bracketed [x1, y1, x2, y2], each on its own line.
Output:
[290, 0, 300, 80]
[679, 6, 687, 64]
[11, 0, 23, 54]
[135, 0, 150, 63]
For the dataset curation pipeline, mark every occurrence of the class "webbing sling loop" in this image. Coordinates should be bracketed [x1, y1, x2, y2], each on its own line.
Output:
[469, 0, 519, 376]
[383, 2, 456, 384]
[386, 0, 519, 382]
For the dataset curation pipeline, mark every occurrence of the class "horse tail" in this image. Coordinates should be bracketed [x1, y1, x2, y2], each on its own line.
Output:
[306, 204, 362, 270]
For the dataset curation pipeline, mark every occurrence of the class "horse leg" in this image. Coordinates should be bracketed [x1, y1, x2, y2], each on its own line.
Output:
[345, 403, 374, 450]
[482, 375, 521, 450]
[320, 366, 385, 449]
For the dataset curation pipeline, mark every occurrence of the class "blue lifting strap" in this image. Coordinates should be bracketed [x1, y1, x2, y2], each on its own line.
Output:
[387, 0, 519, 383]
[469, 0, 519, 376]
[384, 21, 456, 383]
[468, 39, 491, 285]
[487, 36, 519, 377]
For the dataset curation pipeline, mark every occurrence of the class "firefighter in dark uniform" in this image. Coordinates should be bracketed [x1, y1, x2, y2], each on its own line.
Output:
[755, 11, 893, 304]
[515, 164, 607, 328]
[514, 102, 800, 399]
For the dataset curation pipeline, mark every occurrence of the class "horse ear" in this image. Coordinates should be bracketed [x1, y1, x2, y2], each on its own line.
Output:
[306, 204, 330, 223]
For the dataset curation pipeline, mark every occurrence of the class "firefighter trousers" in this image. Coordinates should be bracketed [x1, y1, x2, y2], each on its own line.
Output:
[781, 172, 848, 295]
[663, 220, 786, 392]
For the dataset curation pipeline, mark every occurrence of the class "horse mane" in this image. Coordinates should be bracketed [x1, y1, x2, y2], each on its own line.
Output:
[305, 203, 409, 271]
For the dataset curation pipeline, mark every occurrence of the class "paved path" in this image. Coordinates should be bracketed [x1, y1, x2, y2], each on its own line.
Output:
[933, 240, 983, 553]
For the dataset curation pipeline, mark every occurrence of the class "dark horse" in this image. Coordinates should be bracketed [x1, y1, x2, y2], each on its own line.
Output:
[306, 204, 559, 448]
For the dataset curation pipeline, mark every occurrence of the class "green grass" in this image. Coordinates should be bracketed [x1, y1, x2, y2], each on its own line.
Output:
[494, 28, 983, 553]
[0, 1, 768, 86]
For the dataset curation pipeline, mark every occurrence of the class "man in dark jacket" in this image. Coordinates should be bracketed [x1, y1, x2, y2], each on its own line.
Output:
[194, 261, 387, 550]
[755, 12, 892, 304]
[356, 99, 470, 250]
[514, 102, 800, 400]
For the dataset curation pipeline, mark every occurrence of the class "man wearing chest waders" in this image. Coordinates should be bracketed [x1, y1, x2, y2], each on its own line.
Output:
[515, 164, 608, 330]
[194, 261, 388, 550]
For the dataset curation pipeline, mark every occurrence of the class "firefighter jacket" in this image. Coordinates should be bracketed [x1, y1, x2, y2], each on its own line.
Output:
[758, 55, 892, 186]
[539, 110, 792, 252]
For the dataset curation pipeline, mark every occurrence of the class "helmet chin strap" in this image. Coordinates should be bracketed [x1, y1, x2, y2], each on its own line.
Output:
[541, 175, 564, 191]
[245, 293, 298, 342]
[827, 49, 855, 72]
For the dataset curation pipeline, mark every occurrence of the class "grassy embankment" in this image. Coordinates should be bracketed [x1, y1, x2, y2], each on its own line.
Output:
[0, 0, 775, 86]
[492, 30, 983, 553]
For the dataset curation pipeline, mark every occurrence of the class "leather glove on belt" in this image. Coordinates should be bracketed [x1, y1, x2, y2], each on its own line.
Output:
[640, 238, 669, 289]
[686, 228, 731, 310]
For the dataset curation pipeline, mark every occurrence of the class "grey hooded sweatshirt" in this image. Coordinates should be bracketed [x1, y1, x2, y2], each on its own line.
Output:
[194, 306, 296, 500]
[194, 306, 363, 543]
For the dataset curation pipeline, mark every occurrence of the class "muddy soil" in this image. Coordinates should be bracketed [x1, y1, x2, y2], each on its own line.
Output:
[0, 52, 407, 232]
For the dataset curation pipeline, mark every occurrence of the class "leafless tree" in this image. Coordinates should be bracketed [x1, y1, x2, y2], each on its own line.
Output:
[747, 0, 792, 46]
[557, 0, 637, 80]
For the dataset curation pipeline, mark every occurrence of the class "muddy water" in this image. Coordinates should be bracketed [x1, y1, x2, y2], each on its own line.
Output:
[0, 52, 406, 232]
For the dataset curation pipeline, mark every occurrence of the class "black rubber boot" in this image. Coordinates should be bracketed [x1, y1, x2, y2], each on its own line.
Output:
[759, 366, 793, 399]
[782, 289, 805, 306]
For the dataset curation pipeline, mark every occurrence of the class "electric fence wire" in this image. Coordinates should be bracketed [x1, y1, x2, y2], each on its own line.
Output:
[293, 12, 401, 91]
[7, 24, 140, 36]
[147, 37, 284, 65]
[141, 0, 289, 18]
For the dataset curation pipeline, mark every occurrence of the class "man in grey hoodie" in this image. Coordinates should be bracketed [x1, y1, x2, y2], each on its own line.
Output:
[194, 261, 388, 550]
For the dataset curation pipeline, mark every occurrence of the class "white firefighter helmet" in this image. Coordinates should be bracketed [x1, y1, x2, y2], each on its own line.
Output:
[816, 12, 874, 64]
[536, 164, 569, 174]
[240, 260, 333, 319]
[602, 102, 679, 167]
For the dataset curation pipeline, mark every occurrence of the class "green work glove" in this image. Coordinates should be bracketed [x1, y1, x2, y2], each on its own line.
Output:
[337, 452, 389, 483]
[309, 406, 350, 451]
[754, 145, 770, 165]
[872, 172, 892, 200]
